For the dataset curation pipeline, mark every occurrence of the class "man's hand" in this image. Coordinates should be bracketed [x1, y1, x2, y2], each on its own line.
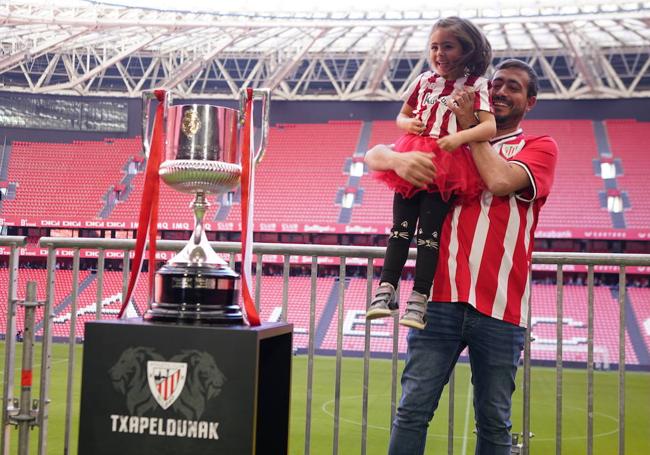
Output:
[447, 88, 477, 130]
[397, 116, 426, 135]
[437, 133, 464, 152]
[393, 151, 437, 188]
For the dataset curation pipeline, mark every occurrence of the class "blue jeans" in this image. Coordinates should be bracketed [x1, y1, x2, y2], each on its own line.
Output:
[388, 302, 526, 455]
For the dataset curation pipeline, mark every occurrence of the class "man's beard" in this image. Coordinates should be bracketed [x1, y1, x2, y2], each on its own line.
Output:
[495, 103, 526, 128]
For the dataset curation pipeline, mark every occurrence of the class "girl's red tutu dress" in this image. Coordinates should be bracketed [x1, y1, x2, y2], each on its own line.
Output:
[374, 133, 484, 202]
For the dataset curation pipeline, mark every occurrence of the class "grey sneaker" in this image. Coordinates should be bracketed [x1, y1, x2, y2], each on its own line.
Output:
[399, 291, 428, 329]
[366, 283, 398, 320]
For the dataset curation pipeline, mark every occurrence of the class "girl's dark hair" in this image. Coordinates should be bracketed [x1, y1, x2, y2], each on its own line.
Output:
[431, 17, 492, 77]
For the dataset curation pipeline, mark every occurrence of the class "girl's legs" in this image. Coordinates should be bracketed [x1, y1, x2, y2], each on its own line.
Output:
[413, 191, 451, 295]
[366, 192, 419, 319]
[380, 192, 420, 286]
[399, 191, 451, 329]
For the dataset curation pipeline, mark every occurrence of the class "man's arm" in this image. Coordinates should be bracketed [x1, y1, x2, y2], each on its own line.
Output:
[364, 144, 437, 189]
[449, 89, 530, 197]
[465, 141, 530, 196]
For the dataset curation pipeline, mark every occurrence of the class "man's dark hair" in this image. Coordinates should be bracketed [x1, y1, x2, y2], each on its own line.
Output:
[494, 59, 539, 98]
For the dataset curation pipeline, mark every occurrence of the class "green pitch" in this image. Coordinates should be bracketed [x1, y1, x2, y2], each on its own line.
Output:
[2, 342, 649, 454]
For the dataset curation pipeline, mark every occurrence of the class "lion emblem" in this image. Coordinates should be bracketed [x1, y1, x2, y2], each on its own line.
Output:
[109, 347, 164, 416]
[181, 109, 201, 137]
[169, 350, 226, 420]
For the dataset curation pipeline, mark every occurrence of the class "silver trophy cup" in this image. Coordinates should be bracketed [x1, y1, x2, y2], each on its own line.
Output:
[143, 88, 269, 324]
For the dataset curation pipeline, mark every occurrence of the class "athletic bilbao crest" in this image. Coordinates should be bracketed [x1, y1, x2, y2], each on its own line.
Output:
[110, 347, 226, 419]
[147, 361, 187, 410]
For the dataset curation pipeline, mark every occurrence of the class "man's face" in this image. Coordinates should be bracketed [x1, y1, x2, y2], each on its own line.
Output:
[490, 67, 537, 128]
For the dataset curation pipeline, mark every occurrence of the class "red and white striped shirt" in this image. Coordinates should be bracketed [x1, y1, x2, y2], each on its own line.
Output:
[404, 71, 492, 138]
[430, 129, 558, 327]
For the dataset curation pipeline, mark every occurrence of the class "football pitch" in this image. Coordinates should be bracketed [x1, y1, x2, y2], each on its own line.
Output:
[2, 342, 649, 454]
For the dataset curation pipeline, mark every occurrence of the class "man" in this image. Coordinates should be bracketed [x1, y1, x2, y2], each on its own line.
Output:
[365, 59, 558, 455]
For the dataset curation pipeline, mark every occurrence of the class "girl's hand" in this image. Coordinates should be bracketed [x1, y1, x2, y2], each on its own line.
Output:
[448, 88, 477, 130]
[437, 133, 464, 152]
[398, 117, 426, 135]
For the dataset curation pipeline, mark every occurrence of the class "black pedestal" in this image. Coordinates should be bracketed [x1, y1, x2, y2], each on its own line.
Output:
[78, 319, 293, 455]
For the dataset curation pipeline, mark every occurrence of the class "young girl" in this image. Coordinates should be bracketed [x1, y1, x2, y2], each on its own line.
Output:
[365, 17, 495, 329]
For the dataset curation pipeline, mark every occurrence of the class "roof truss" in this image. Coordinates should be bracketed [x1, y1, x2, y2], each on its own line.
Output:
[1, 1, 649, 100]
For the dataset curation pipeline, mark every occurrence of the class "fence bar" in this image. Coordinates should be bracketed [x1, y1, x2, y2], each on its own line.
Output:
[587, 266, 594, 455]
[390, 296, 399, 429]
[16, 282, 39, 455]
[63, 250, 80, 455]
[332, 258, 346, 455]
[281, 255, 290, 322]
[361, 260, 374, 455]
[521, 268, 533, 455]
[618, 266, 626, 455]
[447, 367, 455, 455]
[37, 246, 56, 455]
[121, 250, 130, 315]
[304, 256, 318, 455]
[255, 254, 263, 312]
[554, 266, 564, 455]
[1, 237, 25, 455]
[95, 249, 105, 320]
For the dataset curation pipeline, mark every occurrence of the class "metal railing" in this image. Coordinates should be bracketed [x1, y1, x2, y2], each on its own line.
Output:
[1, 235, 649, 455]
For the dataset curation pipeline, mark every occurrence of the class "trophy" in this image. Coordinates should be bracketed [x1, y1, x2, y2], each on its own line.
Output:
[141, 88, 269, 324]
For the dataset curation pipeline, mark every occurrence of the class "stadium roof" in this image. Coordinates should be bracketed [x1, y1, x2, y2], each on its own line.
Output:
[0, 0, 649, 100]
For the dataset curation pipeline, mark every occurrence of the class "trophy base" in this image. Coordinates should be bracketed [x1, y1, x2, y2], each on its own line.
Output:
[145, 264, 244, 324]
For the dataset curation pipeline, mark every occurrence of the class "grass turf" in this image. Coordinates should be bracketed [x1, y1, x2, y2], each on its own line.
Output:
[1, 342, 649, 454]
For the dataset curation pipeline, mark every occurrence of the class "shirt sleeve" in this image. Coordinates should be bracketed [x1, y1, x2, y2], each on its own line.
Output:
[510, 136, 558, 202]
[472, 77, 493, 114]
[402, 74, 424, 109]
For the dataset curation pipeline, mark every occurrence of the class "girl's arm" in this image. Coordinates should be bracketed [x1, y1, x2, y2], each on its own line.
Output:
[396, 102, 425, 135]
[437, 110, 496, 151]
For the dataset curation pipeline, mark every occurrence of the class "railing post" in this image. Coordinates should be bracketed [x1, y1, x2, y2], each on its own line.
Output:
[4, 281, 43, 455]
[37, 247, 56, 455]
[1, 240, 21, 455]
[15, 282, 41, 455]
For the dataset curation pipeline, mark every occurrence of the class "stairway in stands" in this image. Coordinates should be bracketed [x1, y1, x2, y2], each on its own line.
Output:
[338, 121, 371, 223]
[592, 121, 627, 228]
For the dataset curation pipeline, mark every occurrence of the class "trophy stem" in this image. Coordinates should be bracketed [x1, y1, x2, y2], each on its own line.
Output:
[147, 190, 243, 324]
[168, 191, 227, 267]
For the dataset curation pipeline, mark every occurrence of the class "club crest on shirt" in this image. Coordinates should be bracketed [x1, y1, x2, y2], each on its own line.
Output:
[499, 139, 526, 159]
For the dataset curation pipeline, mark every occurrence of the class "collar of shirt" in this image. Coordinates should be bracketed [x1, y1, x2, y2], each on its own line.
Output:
[489, 128, 524, 146]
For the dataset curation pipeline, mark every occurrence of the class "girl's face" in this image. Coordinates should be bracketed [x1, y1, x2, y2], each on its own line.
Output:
[429, 27, 465, 79]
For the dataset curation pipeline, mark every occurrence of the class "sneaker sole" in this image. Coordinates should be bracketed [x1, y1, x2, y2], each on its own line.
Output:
[365, 309, 393, 320]
[399, 318, 426, 330]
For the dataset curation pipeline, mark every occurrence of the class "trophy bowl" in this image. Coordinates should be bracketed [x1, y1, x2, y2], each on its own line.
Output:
[144, 90, 269, 324]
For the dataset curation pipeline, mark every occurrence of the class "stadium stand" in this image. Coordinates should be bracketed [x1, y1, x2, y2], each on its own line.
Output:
[349, 120, 400, 224]
[628, 287, 650, 354]
[0, 119, 628, 231]
[605, 119, 650, 228]
[523, 120, 612, 229]
[2, 138, 140, 220]
[529, 284, 638, 365]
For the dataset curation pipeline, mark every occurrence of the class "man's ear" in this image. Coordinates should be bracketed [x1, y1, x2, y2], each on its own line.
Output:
[526, 96, 537, 112]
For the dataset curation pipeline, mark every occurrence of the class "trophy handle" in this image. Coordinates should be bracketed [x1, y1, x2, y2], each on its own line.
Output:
[239, 88, 270, 164]
[141, 90, 172, 157]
